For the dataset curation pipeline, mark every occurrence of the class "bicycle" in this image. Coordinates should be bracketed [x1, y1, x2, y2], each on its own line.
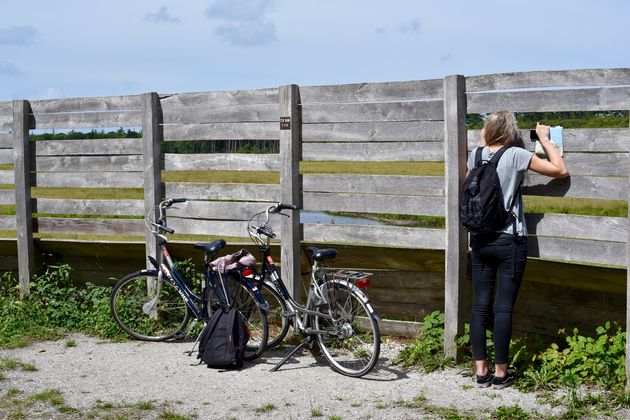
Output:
[246, 203, 381, 377]
[109, 198, 269, 361]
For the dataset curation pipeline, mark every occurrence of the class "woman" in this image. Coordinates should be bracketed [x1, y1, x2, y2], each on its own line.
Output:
[468, 111, 569, 389]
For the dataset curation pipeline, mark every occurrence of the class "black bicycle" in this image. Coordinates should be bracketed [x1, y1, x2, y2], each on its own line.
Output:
[109, 198, 269, 361]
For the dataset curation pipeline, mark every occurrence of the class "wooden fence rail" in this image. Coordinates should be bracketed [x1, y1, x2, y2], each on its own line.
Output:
[1, 67, 629, 383]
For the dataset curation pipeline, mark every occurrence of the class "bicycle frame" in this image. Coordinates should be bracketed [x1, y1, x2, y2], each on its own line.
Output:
[257, 248, 335, 332]
[148, 240, 207, 321]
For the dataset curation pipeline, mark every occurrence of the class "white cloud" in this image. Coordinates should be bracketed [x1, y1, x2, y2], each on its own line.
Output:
[215, 20, 276, 46]
[0, 61, 23, 75]
[0, 26, 38, 45]
[206, 0, 276, 46]
[398, 19, 421, 34]
[34, 88, 63, 100]
[205, 0, 274, 21]
[145, 6, 181, 24]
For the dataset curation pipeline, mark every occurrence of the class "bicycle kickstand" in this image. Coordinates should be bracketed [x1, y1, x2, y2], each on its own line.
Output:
[270, 335, 313, 372]
[183, 320, 204, 357]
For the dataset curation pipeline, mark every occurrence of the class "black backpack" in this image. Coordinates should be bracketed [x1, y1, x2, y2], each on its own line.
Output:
[460, 146, 516, 234]
[198, 307, 247, 369]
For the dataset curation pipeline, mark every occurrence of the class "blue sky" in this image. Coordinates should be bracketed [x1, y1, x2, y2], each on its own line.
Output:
[1, 0, 629, 101]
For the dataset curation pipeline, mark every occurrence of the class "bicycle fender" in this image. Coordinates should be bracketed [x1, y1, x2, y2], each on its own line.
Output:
[329, 279, 382, 322]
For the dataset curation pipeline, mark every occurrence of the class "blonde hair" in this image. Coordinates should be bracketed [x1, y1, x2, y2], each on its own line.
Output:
[483, 111, 519, 147]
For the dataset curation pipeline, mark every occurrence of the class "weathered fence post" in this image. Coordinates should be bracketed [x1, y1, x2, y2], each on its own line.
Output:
[279, 84, 303, 302]
[13, 100, 34, 297]
[443, 75, 468, 360]
[142, 92, 163, 266]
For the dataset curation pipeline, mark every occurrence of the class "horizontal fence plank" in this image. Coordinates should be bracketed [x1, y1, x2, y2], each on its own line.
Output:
[468, 86, 630, 114]
[302, 101, 444, 123]
[0, 190, 14, 205]
[303, 223, 445, 249]
[303, 141, 443, 161]
[526, 213, 626, 242]
[0, 170, 14, 184]
[165, 182, 281, 202]
[162, 104, 278, 124]
[303, 192, 445, 216]
[163, 153, 280, 171]
[34, 198, 144, 217]
[303, 174, 445, 196]
[562, 153, 628, 177]
[466, 68, 630, 92]
[302, 121, 444, 142]
[33, 172, 143, 188]
[0, 132, 11, 147]
[34, 155, 143, 172]
[33, 138, 142, 156]
[35, 217, 145, 235]
[0, 149, 13, 165]
[0, 102, 11, 116]
[0, 116, 11, 130]
[300, 79, 444, 103]
[167, 201, 269, 221]
[528, 236, 625, 267]
[29, 95, 141, 114]
[30, 110, 142, 130]
[467, 128, 630, 153]
[167, 218, 250, 238]
[523, 174, 626, 200]
[163, 122, 278, 141]
[0, 216, 15, 230]
[160, 88, 279, 107]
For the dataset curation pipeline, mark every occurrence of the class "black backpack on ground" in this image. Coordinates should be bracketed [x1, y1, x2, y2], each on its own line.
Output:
[197, 307, 247, 369]
[460, 146, 516, 234]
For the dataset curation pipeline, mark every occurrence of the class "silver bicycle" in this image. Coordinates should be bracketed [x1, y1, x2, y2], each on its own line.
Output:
[247, 203, 381, 377]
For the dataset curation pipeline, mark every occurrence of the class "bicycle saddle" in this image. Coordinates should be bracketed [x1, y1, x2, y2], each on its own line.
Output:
[194, 239, 226, 257]
[307, 246, 338, 262]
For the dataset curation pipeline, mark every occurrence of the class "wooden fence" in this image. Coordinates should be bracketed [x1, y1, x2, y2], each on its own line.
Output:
[0, 68, 629, 381]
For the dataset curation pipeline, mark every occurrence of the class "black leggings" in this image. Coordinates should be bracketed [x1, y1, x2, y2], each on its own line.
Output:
[470, 233, 528, 364]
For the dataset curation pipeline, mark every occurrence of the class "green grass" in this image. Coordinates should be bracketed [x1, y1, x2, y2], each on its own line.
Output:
[254, 403, 276, 414]
[301, 161, 444, 176]
[162, 170, 279, 184]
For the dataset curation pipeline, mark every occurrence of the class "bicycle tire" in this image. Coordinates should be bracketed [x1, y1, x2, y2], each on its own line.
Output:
[314, 280, 381, 377]
[219, 274, 269, 361]
[260, 281, 290, 349]
[110, 270, 191, 341]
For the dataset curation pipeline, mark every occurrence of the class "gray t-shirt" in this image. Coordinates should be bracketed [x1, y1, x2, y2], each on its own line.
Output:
[467, 146, 533, 236]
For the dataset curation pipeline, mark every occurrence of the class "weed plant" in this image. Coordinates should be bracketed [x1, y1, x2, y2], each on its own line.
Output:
[0, 265, 124, 347]
[395, 311, 630, 416]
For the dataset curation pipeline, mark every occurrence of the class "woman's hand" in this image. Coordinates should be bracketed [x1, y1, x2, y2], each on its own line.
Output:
[535, 122, 550, 141]
[529, 122, 569, 178]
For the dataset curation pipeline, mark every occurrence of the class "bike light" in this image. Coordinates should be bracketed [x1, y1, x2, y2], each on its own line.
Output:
[356, 277, 370, 289]
[242, 268, 254, 277]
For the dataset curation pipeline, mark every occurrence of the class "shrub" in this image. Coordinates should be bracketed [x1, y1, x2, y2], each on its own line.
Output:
[0, 265, 124, 347]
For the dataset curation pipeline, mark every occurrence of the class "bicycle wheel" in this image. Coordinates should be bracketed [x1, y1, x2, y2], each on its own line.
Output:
[260, 281, 290, 349]
[111, 270, 191, 341]
[223, 277, 269, 361]
[314, 281, 381, 377]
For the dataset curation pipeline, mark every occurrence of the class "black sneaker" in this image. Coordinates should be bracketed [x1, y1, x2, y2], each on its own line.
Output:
[492, 371, 516, 389]
[475, 370, 493, 388]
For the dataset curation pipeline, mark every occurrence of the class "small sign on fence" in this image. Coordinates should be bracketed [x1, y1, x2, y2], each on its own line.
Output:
[280, 117, 291, 130]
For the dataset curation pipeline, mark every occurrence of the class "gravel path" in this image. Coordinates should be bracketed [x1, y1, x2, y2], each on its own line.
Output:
[0, 334, 567, 419]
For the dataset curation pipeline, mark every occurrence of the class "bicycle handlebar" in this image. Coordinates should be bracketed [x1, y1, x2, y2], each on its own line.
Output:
[270, 203, 298, 213]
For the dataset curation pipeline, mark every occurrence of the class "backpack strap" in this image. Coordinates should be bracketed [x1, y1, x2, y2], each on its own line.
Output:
[474, 147, 484, 166]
